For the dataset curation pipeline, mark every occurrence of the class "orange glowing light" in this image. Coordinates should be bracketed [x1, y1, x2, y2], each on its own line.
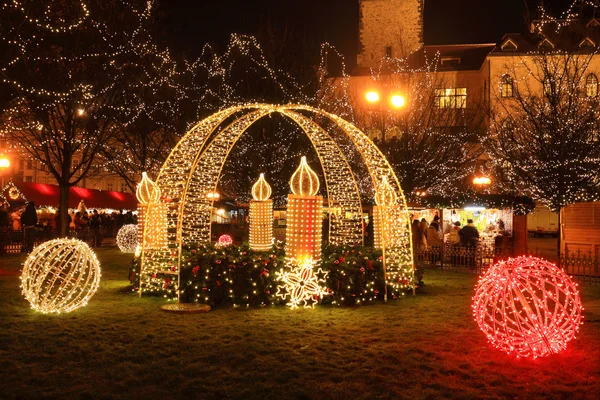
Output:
[390, 95, 405, 108]
[365, 91, 380, 103]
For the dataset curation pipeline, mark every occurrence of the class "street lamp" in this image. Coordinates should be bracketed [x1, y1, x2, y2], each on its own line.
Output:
[473, 176, 491, 186]
[0, 154, 10, 188]
[390, 94, 406, 108]
[365, 91, 380, 103]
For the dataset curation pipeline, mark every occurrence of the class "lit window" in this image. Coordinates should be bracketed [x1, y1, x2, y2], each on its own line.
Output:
[25, 176, 32, 183]
[435, 88, 467, 108]
[500, 74, 513, 98]
[26, 160, 32, 169]
[586, 73, 598, 97]
[107, 182, 113, 191]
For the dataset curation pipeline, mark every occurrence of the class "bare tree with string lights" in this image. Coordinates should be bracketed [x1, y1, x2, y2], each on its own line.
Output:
[0, 0, 160, 235]
[317, 53, 484, 201]
[485, 11, 600, 255]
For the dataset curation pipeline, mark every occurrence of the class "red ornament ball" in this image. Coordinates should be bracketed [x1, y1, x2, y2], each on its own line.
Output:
[217, 234, 233, 247]
[472, 256, 583, 358]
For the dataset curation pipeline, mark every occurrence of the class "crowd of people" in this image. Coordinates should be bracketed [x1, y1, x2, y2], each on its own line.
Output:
[0, 203, 136, 253]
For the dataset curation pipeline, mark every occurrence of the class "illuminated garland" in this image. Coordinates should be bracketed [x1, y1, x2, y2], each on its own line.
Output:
[20, 238, 101, 314]
[472, 256, 583, 358]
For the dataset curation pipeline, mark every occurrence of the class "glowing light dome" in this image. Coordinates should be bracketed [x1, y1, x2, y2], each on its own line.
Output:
[117, 224, 138, 253]
[20, 239, 101, 314]
[289, 156, 319, 196]
[251, 173, 272, 201]
[136, 172, 160, 204]
[217, 234, 233, 247]
[374, 176, 397, 206]
[472, 256, 583, 358]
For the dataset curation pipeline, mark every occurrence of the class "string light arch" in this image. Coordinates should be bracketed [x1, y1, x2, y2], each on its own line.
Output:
[141, 103, 414, 300]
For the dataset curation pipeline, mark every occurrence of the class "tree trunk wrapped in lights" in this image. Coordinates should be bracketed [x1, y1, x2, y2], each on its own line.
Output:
[285, 156, 323, 264]
[249, 173, 273, 251]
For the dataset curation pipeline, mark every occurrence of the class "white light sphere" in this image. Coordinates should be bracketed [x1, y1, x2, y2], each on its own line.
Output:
[117, 224, 138, 253]
[21, 239, 101, 314]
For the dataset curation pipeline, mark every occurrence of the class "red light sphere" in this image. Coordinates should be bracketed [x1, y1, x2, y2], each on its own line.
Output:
[217, 234, 233, 247]
[472, 256, 583, 358]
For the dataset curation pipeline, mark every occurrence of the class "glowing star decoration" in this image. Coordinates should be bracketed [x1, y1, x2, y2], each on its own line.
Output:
[276, 258, 329, 309]
[217, 234, 233, 247]
[20, 238, 101, 314]
[116, 224, 138, 253]
[250, 174, 273, 252]
[136, 172, 160, 205]
[290, 156, 320, 196]
[472, 256, 583, 358]
[251, 173, 272, 201]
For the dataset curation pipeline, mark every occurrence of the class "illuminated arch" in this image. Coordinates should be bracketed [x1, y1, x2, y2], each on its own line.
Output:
[141, 104, 413, 300]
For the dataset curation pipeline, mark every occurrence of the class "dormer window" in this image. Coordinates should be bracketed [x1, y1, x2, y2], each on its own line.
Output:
[500, 74, 514, 98]
[539, 38, 555, 49]
[441, 57, 461, 66]
[586, 18, 600, 28]
[579, 37, 596, 49]
[500, 38, 518, 51]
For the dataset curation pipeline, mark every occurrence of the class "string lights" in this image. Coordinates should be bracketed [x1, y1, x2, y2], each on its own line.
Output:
[276, 257, 329, 309]
[472, 256, 583, 358]
[20, 238, 101, 314]
[249, 173, 273, 252]
[117, 224, 138, 253]
[140, 103, 414, 301]
[217, 234, 233, 247]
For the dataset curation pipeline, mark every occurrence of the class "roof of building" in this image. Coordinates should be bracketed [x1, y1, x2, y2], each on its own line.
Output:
[409, 43, 496, 71]
[1, 181, 138, 210]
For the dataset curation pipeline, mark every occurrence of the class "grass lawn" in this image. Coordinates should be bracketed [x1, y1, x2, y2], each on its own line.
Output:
[1, 248, 599, 399]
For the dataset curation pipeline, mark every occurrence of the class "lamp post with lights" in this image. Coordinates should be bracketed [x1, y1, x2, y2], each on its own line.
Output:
[365, 90, 406, 141]
[0, 155, 10, 188]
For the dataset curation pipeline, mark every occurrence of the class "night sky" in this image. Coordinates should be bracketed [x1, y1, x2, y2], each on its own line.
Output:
[158, 0, 579, 65]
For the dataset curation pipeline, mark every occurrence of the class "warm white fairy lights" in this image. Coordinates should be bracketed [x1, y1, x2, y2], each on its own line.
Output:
[117, 224, 138, 253]
[141, 104, 414, 300]
[250, 173, 273, 252]
[20, 238, 101, 314]
[276, 257, 329, 309]
[136, 172, 161, 205]
[373, 176, 398, 250]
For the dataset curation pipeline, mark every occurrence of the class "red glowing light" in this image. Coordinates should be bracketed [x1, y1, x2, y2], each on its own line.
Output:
[217, 234, 233, 247]
[472, 256, 583, 358]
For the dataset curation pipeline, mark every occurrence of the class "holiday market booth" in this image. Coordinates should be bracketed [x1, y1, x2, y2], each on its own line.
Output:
[0, 181, 137, 253]
[411, 195, 534, 271]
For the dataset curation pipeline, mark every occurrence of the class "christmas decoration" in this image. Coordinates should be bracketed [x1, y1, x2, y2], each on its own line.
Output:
[117, 224, 138, 253]
[472, 256, 583, 358]
[276, 258, 329, 309]
[20, 238, 101, 314]
[141, 104, 414, 300]
[136, 172, 161, 205]
[286, 156, 324, 264]
[249, 173, 273, 252]
[217, 234, 233, 247]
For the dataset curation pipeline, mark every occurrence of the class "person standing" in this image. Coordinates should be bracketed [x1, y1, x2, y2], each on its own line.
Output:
[20, 202, 37, 252]
[90, 210, 102, 248]
[426, 220, 443, 264]
[11, 209, 22, 231]
[459, 219, 479, 267]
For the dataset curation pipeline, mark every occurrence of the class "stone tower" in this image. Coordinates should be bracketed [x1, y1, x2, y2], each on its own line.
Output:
[357, 0, 424, 69]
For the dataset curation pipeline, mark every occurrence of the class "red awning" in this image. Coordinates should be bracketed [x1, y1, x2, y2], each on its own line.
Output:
[3, 182, 138, 210]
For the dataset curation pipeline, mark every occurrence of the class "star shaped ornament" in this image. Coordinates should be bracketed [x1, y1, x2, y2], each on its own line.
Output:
[276, 258, 329, 309]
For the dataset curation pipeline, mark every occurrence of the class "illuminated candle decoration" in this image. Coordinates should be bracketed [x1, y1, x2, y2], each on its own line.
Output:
[116, 224, 138, 253]
[136, 172, 160, 245]
[20, 238, 101, 314]
[249, 173, 273, 251]
[472, 256, 583, 358]
[276, 257, 328, 309]
[285, 156, 323, 264]
[217, 234, 233, 247]
[373, 176, 398, 249]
